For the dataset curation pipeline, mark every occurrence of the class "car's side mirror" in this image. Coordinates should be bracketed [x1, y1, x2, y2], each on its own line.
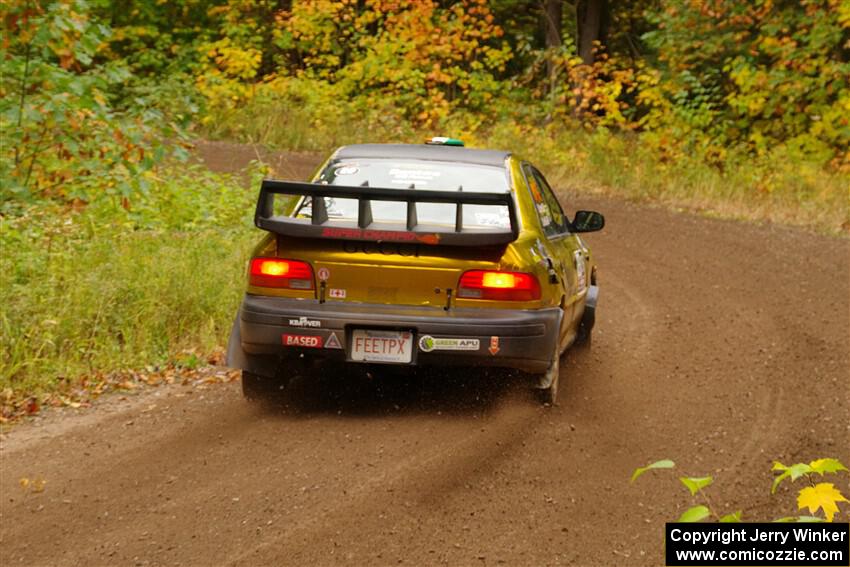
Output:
[572, 210, 605, 233]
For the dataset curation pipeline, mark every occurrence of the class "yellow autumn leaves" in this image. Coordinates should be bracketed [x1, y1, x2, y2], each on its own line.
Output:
[195, 0, 511, 124]
[798, 483, 848, 523]
[773, 458, 849, 522]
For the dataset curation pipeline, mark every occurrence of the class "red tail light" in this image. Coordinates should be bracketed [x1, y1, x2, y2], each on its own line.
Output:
[249, 258, 314, 289]
[457, 270, 541, 301]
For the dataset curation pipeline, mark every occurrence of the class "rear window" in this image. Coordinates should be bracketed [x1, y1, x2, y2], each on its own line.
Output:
[296, 158, 511, 229]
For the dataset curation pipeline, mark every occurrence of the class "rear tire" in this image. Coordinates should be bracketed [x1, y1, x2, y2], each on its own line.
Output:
[574, 321, 592, 347]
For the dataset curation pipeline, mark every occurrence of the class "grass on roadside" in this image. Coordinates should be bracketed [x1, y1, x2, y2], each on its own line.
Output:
[0, 165, 260, 409]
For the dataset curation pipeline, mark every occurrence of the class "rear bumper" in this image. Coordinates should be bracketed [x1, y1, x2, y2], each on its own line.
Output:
[233, 294, 561, 374]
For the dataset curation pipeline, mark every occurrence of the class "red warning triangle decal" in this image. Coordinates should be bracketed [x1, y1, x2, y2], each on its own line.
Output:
[325, 332, 342, 349]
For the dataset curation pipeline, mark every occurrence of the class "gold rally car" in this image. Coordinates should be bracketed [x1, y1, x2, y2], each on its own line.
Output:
[226, 140, 604, 404]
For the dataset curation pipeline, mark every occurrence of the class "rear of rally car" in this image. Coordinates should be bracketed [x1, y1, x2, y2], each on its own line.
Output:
[227, 144, 563, 385]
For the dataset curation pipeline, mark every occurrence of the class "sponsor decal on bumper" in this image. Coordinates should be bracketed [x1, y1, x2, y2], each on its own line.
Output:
[283, 334, 323, 348]
[324, 332, 343, 349]
[418, 335, 481, 352]
[289, 316, 321, 328]
[489, 336, 500, 355]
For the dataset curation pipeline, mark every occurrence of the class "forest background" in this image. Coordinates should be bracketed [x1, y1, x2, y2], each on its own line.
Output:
[1, 0, 849, 416]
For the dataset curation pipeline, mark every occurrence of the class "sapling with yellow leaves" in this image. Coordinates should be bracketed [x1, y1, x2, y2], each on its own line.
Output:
[631, 458, 849, 523]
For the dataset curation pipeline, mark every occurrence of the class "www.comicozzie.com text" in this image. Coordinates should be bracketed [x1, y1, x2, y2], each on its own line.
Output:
[669, 526, 847, 546]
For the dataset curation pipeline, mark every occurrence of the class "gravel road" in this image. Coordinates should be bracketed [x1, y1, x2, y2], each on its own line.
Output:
[2, 142, 848, 566]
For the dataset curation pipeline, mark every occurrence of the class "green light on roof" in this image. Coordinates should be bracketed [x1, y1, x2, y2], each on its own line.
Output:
[425, 136, 465, 147]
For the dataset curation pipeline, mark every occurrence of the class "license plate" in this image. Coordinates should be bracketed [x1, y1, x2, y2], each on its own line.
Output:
[350, 329, 413, 363]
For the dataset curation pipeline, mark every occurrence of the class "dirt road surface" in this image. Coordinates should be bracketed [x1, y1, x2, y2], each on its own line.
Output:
[2, 142, 848, 566]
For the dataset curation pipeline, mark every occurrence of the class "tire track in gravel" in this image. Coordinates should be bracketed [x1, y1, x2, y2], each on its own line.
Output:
[226, 398, 543, 566]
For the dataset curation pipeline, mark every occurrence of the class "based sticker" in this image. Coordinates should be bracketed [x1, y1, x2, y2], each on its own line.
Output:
[324, 332, 342, 349]
[329, 288, 346, 299]
[317, 267, 331, 282]
[282, 334, 323, 348]
[335, 165, 359, 175]
[418, 335, 480, 352]
[289, 316, 321, 328]
[488, 336, 500, 355]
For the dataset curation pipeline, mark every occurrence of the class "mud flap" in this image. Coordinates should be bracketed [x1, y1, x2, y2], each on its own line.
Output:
[536, 355, 560, 389]
[225, 308, 279, 378]
[536, 308, 563, 390]
[225, 309, 247, 369]
[580, 285, 598, 333]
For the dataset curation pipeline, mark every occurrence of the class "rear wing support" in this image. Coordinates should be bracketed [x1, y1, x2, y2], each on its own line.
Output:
[255, 179, 518, 247]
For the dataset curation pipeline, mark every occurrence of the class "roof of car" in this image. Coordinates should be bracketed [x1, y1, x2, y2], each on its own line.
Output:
[332, 143, 511, 167]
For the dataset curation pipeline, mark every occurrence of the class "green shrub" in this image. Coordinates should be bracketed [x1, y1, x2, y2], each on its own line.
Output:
[0, 165, 260, 395]
[0, 0, 185, 203]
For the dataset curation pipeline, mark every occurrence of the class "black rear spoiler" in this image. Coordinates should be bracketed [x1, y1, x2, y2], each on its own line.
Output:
[255, 179, 519, 247]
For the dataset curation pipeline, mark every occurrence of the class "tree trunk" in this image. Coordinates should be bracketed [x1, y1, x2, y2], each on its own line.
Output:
[576, 0, 609, 65]
[543, 0, 563, 50]
[543, 0, 563, 90]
